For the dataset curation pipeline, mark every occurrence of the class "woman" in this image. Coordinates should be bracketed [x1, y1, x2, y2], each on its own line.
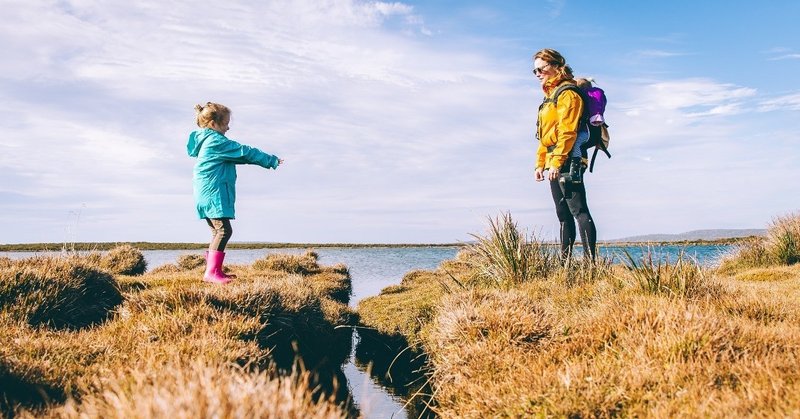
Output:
[533, 48, 597, 260]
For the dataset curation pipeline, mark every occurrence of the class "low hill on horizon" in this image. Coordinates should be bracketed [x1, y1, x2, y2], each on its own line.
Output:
[609, 228, 767, 243]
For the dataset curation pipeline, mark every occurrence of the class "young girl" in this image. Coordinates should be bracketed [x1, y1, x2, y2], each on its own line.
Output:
[187, 102, 283, 284]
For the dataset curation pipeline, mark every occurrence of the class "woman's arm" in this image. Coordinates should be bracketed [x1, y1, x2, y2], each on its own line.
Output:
[548, 89, 584, 171]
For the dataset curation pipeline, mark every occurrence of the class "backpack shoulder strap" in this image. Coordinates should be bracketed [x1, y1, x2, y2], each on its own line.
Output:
[543, 83, 582, 107]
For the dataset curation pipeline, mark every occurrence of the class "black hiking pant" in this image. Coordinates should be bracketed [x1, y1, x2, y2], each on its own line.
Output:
[549, 164, 597, 260]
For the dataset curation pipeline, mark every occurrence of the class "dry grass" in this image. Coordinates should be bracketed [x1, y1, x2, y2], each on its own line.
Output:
[356, 215, 800, 418]
[621, 247, 723, 299]
[99, 244, 148, 275]
[253, 250, 321, 275]
[0, 257, 122, 330]
[18, 357, 345, 419]
[0, 249, 355, 418]
[467, 213, 560, 286]
[720, 212, 800, 272]
[177, 253, 206, 270]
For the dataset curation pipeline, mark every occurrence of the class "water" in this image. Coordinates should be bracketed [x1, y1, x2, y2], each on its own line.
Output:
[1, 244, 731, 418]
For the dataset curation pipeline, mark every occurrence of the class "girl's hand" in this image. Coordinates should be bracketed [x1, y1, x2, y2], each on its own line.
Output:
[534, 168, 545, 182]
[548, 168, 560, 181]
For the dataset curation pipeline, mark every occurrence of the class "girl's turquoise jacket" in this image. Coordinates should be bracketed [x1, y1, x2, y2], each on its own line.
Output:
[187, 128, 280, 219]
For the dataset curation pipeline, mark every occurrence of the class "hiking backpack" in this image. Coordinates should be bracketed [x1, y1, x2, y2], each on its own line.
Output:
[540, 83, 611, 172]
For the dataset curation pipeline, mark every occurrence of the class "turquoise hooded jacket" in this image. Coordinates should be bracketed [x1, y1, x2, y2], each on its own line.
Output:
[187, 128, 280, 219]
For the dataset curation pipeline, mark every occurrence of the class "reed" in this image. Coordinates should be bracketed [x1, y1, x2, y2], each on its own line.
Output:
[719, 212, 800, 271]
[621, 247, 722, 299]
[467, 213, 559, 287]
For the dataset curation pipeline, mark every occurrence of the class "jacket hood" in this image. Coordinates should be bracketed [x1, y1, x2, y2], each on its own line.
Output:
[187, 128, 214, 157]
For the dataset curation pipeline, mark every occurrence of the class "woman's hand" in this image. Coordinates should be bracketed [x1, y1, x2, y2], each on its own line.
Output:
[535, 168, 545, 182]
[548, 167, 560, 181]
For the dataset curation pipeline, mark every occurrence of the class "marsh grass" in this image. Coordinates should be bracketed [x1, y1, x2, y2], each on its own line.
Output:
[467, 213, 559, 287]
[99, 244, 147, 275]
[0, 257, 122, 330]
[621, 247, 721, 299]
[0, 248, 355, 417]
[177, 253, 205, 270]
[356, 214, 800, 417]
[18, 357, 346, 419]
[720, 212, 800, 271]
[253, 250, 321, 275]
[555, 254, 614, 287]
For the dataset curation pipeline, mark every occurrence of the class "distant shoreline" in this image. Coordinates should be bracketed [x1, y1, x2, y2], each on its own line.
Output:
[0, 237, 755, 252]
[0, 242, 465, 252]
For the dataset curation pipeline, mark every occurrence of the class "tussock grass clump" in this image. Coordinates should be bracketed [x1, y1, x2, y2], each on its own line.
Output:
[253, 250, 320, 275]
[100, 245, 147, 275]
[767, 212, 800, 264]
[555, 255, 615, 287]
[0, 257, 12, 269]
[0, 354, 66, 417]
[719, 212, 800, 271]
[177, 253, 205, 270]
[468, 213, 559, 287]
[1, 252, 356, 417]
[0, 257, 122, 330]
[147, 263, 182, 275]
[29, 357, 347, 419]
[621, 248, 723, 299]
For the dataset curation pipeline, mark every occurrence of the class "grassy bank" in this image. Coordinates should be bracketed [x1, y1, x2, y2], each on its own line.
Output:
[1, 247, 356, 418]
[357, 213, 800, 417]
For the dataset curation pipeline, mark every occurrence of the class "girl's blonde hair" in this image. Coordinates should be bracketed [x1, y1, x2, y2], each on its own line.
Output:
[533, 48, 574, 81]
[575, 77, 593, 89]
[195, 102, 231, 128]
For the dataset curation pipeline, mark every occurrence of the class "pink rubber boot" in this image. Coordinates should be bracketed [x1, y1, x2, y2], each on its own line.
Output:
[204, 250, 231, 284]
[205, 251, 237, 279]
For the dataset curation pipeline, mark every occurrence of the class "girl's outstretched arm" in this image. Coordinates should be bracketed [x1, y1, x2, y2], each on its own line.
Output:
[211, 137, 280, 169]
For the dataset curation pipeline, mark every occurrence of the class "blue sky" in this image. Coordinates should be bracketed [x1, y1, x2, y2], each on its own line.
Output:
[1, 0, 799, 244]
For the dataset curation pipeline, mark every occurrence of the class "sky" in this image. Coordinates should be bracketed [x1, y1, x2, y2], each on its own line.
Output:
[1, 0, 799, 244]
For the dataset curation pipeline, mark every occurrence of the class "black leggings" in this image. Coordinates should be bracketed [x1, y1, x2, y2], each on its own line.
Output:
[205, 218, 233, 252]
[549, 168, 597, 259]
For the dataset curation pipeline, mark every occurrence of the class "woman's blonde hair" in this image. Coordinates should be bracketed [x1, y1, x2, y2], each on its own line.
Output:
[534, 48, 574, 81]
[195, 102, 231, 128]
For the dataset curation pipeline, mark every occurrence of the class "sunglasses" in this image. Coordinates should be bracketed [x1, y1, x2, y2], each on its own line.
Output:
[532, 63, 551, 75]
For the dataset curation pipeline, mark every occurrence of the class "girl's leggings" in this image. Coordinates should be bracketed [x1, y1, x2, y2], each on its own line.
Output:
[205, 218, 233, 252]
[549, 168, 597, 260]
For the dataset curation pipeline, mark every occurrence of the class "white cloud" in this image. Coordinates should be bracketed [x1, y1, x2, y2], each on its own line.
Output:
[373, 2, 413, 16]
[770, 53, 800, 60]
[758, 92, 800, 111]
[624, 79, 756, 117]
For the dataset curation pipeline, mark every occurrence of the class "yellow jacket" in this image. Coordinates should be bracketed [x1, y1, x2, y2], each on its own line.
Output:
[536, 77, 584, 171]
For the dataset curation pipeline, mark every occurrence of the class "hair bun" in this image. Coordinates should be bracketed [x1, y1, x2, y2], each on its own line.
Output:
[194, 104, 204, 112]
